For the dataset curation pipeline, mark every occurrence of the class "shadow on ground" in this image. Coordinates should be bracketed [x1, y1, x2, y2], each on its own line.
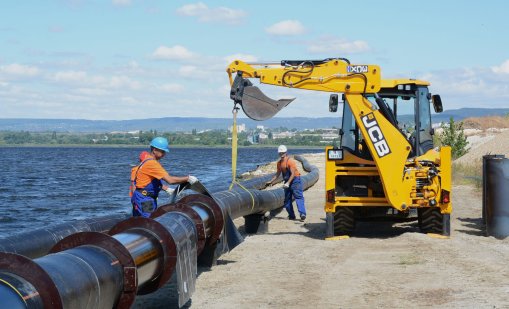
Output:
[456, 217, 485, 236]
[133, 257, 238, 309]
[265, 216, 422, 240]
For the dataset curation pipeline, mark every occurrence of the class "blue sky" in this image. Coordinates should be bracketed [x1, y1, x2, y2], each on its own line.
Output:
[1, 0, 508, 120]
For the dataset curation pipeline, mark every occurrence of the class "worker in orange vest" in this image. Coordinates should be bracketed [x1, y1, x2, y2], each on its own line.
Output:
[266, 145, 307, 221]
[130, 137, 198, 217]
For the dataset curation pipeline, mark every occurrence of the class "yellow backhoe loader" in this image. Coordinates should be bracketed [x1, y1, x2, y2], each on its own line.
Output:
[227, 58, 451, 236]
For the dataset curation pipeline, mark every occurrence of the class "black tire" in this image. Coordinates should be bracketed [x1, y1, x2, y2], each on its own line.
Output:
[334, 207, 356, 236]
[418, 208, 449, 235]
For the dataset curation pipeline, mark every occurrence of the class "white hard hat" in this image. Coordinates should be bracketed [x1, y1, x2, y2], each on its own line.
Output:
[278, 145, 287, 153]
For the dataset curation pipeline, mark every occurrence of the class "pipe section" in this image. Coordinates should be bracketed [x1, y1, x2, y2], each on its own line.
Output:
[0, 156, 319, 308]
[0, 214, 127, 258]
[483, 155, 509, 239]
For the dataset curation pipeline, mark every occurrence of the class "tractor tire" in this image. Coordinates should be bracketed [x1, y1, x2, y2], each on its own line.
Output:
[333, 207, 356, 236]
[418, 208, 449, 235]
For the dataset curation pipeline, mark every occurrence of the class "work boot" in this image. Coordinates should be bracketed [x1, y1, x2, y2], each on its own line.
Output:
[287, 216, 296, 221]
[300, 215, 306, 222]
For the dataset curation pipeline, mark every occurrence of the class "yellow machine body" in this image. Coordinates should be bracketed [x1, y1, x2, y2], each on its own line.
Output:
[227, 59, 452, 236]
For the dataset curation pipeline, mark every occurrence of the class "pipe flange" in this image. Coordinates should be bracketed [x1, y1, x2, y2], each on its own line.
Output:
[108, 217, 177, 295]
[49, 231, 137, 309]
[152, 203, 207, 253]
[0, 252, 63, 309]
[179, 194, 224, 245]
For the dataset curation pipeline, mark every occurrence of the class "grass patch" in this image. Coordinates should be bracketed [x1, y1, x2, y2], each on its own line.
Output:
[452, 160, 482, 188]
[398, 254, 423, 265]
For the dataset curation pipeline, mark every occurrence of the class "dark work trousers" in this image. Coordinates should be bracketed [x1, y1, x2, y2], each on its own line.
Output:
[284, 176, 306, 219]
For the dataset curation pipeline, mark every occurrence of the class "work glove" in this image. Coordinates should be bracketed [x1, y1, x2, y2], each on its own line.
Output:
[164, 187, 174, 196]
[283, 183, 289, 189]
[188, 175, 198, 185]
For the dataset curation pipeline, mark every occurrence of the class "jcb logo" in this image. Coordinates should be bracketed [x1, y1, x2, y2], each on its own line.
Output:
[347, 65, 369, 73]
[361, 113, 391, 158]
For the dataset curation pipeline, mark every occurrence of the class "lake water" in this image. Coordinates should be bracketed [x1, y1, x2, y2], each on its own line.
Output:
[0, 147, 323, 235]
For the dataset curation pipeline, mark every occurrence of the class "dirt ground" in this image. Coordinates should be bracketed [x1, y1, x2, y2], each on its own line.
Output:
[456, 129, 509, 165]
[135, 153, 509, 309]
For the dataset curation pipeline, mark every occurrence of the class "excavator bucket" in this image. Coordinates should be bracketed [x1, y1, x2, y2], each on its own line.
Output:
[230, 72, 294, 120]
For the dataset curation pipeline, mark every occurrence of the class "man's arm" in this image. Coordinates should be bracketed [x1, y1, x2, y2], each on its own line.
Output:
[266, 163, 282, 185]
[162, 174, 189, 185]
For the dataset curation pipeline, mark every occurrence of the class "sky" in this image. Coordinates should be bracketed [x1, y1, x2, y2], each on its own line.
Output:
[1, 0, 509, 120]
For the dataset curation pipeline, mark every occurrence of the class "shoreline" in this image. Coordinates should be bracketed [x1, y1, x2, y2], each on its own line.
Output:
[0, 144, 326, 149]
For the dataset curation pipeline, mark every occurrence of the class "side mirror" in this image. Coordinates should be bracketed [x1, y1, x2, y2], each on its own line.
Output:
[329, 94, 339, 112]
[432, 94, 443, 113]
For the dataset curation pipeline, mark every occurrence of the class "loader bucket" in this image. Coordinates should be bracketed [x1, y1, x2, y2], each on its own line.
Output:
[230, 72, 294, 121]
[241, 86, 295, 120]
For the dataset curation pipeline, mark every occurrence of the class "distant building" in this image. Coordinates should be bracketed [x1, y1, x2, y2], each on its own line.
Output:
[228, 123, 246, 133]
[272, 131, 295, 139]
[321, 128, 339, 140]
[92, 135, 109, 143]
[247, 133, 260, 144]
[256, 125, 265, 131]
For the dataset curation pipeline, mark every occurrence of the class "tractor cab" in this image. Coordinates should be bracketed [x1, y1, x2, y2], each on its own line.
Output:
[339, 79, 443, 160]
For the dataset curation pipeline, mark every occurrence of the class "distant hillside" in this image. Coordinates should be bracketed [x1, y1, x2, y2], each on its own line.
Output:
[1, 108, 508, 133]
[436, 108, 509, 123]
[0, 117, 342, 132]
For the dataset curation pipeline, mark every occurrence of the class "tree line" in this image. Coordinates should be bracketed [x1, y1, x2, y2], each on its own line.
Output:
[0, 119, 468, 159]
[0, 129, 330, 147]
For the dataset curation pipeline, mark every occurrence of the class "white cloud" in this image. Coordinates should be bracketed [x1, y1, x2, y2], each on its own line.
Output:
[177, 64, 222, 81]
[176, 2, 246, 24]
[0, 63, 40, 77]
[492, 60, 509, 74]
[178, 65, 197, 77]
[52, 70, 141, 90]
[307, 36, 370, 54]
[76, 87, 109, 96]
[159, 83, 184, 93]
[120, 96, 138, 104]
[414, 67, 509, 110]
[224, 53, 258, 64]
[177, 2, 207, 15]
[151, 45, 196, 61]
[53, 70, 87, 83]
[112, 0, 131, 7]
[265, 20, 306, 36]
[108, 76, 141, 90]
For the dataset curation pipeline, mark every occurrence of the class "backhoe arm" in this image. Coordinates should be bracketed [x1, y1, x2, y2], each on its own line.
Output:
[226, 58, 412, 210]
[227, 59, 381, 120]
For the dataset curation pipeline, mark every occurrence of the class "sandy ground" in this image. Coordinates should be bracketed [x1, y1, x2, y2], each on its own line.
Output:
[134, 153, 509, 309]
[456, 129, 509, 165]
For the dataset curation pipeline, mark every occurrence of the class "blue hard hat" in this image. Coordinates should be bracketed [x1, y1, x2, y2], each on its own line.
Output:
[150, 137, 170, 153]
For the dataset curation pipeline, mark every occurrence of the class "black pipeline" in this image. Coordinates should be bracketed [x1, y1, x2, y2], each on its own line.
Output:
[0, 163, 275, 260]
[0, 214, 128, 259]
[0, 156, 318, 309]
